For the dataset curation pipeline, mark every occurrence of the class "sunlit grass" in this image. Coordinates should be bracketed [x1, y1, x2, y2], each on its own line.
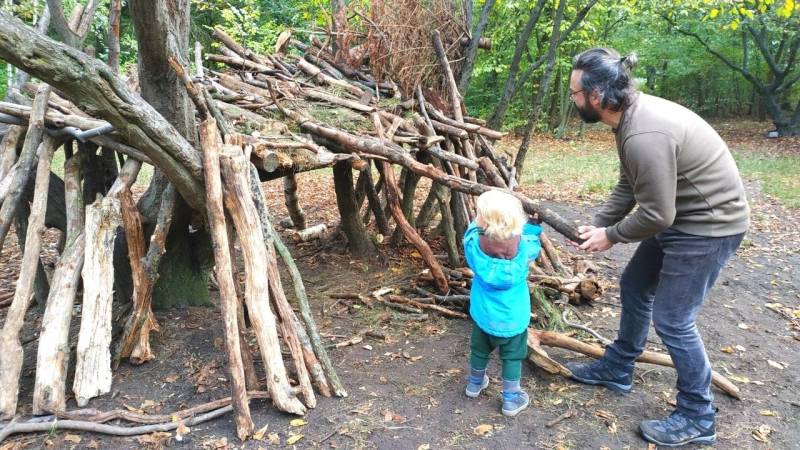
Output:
[734, 152, 800, 208]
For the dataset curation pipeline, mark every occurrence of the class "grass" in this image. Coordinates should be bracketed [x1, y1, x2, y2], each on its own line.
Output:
[734, 152, 800, 208]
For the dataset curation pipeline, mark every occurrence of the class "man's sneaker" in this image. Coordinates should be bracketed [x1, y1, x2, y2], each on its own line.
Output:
[565, 359, 633, 393]
[639, 411, 716, 447]
[465, 374, 490, 398]
[501, 390, 530, 417]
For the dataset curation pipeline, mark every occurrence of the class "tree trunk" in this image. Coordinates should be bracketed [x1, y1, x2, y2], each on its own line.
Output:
[129, 0, 212, 308]
[514, 0, 566, 179]
[457, 0, 497, 95]
[73, 196, 122, 407]
[333, 160, 374, 258]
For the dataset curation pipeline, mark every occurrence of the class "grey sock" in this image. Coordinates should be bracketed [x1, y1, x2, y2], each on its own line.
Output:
[502, 378, 521, 398]
[469, 367, 486, 384]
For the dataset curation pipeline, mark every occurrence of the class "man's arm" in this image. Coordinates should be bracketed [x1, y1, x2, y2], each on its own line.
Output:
[593, 170, 636, 228]
[605, 132, 678, 243]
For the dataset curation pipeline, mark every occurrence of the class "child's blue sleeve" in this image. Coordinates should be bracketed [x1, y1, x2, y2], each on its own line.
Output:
[522, 223, 542, 261]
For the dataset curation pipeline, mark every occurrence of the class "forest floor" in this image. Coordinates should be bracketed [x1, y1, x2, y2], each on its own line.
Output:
[1, 120, 799, 449]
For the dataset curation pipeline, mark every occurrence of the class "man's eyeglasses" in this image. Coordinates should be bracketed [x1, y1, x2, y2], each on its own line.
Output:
[569, 88, 584, 101]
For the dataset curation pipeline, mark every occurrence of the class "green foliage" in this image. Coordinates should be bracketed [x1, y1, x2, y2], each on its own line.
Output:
[0, 62, 8, 100]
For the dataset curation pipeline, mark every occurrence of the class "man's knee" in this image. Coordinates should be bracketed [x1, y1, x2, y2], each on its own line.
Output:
[653, 314, 697, 340]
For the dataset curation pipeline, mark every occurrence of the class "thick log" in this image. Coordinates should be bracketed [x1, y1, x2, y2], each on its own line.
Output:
[246, 164, 346, 397]
[212, 27, 270, 66]
[0, 86, 51, 252]
[219, 147, 305, 416]
[0, 133, 56, 418]
[0, 12, 205, 210]
[528, 329, 741, 400]
[32, 156, 85, 414]
[478, 156, 507, 188]
[199, 119, 253, 439]
[73, 196, 122, 407]
[0, 101, 107, 130]
[206, 54, 274, 73]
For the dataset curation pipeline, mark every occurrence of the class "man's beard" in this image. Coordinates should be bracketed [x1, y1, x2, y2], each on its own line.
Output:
[576, 102, 601, 123]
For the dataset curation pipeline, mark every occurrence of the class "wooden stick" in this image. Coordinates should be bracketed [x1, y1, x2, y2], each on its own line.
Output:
[431, 30, 463, 122]
[246, 164, 346, 397]
[0, 125, 24, 185]
[220, 147, 305, 415]
[0, 86, 50, 253]
[73, 196, 122, 407]
[283, 173, 307, 230]
[539, 232, 569, 276]
[32, 156, 85, 414]
[0, 130, 56, 418]
[385, 295, 467, 319]
[198, 119, 254, 439]
[528, 329, 741, 399]
[212, 27, 270, 66]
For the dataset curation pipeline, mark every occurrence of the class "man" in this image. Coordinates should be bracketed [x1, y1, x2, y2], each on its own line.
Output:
[566, 47, 750, 447]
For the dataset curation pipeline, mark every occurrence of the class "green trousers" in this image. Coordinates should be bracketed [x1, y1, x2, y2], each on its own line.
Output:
[469, 324, 528, 380]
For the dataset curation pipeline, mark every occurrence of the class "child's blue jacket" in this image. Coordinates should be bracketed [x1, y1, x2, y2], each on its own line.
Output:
[464, 220, 542, 337]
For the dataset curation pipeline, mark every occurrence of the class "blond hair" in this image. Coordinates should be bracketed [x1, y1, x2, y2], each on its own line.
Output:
[475, 190, 526, 240]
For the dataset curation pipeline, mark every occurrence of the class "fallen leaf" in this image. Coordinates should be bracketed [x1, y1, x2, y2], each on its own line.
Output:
[473, 423, 493, 436]
[647, 444, 657, 450]
[175, 422, 190, 441]
[64, 434, 81, 444]
[286, 434, 303, 445]
[290, 418, 308, 427]
[737, 323, 750, 330]
[728, 374, 751, 384]
[417, 445, 430, 450]
[552, 398, 563, 406]
[137, 431, 171, 447]
[767, 360, 786, 370]
[140, 399, 158, 409]
[721, 346, 735, 354]
[87, 440, 100, 449]
[759, 410, 777, 417]
[164, 373, 180, 383]
[752, 424, 772, 443]
[607, 421, 618, 434]
[124, 403, 144, 414]
[735, 345, 746, 352]
[267, 432, 280, 445]
[595, 410, 616, 420]
[253, 424, 269, 440]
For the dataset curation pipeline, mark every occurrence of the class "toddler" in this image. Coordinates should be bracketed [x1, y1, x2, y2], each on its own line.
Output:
[463, 190, 542, 416]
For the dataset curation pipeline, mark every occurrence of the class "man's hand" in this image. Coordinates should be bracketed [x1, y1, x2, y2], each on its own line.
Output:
[577, 226, 614, 252]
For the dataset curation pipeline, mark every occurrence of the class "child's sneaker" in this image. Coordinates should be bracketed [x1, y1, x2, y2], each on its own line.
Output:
[501, 390, 530, 416]
[465, 374, 490, 398]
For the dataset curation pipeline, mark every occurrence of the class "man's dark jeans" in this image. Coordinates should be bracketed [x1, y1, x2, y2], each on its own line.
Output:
[603, 228, 744, 417]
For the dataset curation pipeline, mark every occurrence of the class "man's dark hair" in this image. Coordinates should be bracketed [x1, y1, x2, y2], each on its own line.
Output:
[573, 48, 638, 112]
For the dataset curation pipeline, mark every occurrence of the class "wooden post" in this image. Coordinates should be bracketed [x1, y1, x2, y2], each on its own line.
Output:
[0, 85, 50, 252]
[283, 173, 306, 230]
[199, 119, 254, 439]
[219, 147, 305, 416]
[0, 133, 56, 418]
[32, 155, 85, 414]
[73, 196, 122, 407]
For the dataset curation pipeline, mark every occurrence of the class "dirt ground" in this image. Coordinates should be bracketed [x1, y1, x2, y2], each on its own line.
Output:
[1, 128, 799, 450]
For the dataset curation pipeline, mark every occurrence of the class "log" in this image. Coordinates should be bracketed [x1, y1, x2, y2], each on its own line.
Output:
[199, 119, 253, 439]
[246, 164, 346, 397]
[32, 156, 85, 414]
[73, 196, 122, 407]
[219, 147, 305, 416]
[296, 58, 364, 97]
[293, 223, 327, 242]
[0, 132, 56, 418]
[361, 161, 391, 236]
[539, 231, 570, 277]
[206, 54, 274, 73]
[478, 156, 507, 188]
[528, 329, 741, 400]
[0, 86, 51, 252]
[267, 249, 316, 408]
[212, 27, 270, 66]
[283, 173, 307, 230]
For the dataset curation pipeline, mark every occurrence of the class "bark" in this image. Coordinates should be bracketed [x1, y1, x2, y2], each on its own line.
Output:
[0, 11, 204, 207]
[0, 85, 51, 252]
[0, 133, 56, 418]
[283, 173, 307, 230]
[0, 125, 23, 184]
[431, 30, 464, 121]
[73, 196, 121, 407]
[199, 119, 253, 439]
[32, 156, 85, 415]
[219, 148, 305, 416]
[333, 160, 375, 257]
[107, 0, 122, 72]
[362, 162, 390, 236]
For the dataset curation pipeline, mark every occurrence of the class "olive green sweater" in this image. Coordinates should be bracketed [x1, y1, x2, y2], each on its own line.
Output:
[594, 93, 750, 243]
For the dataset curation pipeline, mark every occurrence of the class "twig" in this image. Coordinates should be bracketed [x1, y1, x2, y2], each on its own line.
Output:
[545, 409, 576, 428]
[561, 309, 611, 345]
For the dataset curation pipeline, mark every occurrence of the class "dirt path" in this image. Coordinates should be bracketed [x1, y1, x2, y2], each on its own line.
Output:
[1, 162, 798, 449]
